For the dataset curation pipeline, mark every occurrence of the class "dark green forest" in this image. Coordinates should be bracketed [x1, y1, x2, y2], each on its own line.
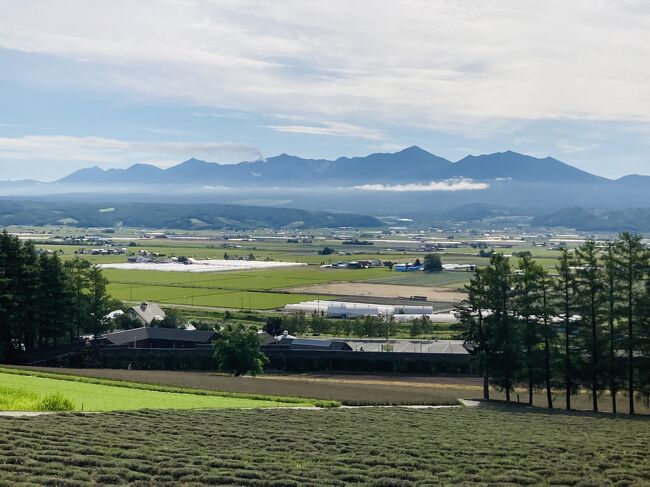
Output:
[0, 232, 113, 361]
[0, 200, 381, 230]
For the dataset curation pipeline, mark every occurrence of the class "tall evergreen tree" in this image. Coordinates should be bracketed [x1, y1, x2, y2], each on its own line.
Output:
[556, 249, 576, 410]
[64, 258, 91, 338]
[602, 242, 622, 413]
[574, 240, 605, 412]
[614, 232, 647, 415]
[16, 241, 41, 350]
[457, 268, 491, 399]
[0, 231, 15, 359]
[513, 254, 545, 405]
[539, 271, 556, 409]
[38, 253, 72, 345]
[484, 253, 517, 402]
[87, 264, 111, 338]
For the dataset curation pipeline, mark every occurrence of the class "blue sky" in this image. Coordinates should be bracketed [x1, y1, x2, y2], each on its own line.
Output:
[1, 0, 649, 181]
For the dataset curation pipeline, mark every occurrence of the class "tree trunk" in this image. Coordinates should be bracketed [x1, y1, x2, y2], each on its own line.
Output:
[527, 342, 533, 406]
[479, 313, 489, 401]
[545, 333, 553, 408]
[504, 314, 511, 403]
[483, 359, 489, 400]
[610, 316, 617, 414]
[559, 253, 572, 411]
[628, 264, 635, 415]
[591, 293, 598, 413]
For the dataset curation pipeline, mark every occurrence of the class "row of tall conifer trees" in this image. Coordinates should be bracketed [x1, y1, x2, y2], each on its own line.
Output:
[457, 232, 650, 414]
[0, 231, 113, 361]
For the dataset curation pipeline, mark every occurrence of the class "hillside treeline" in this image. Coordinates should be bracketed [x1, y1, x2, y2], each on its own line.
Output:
[0, 232, 113, 361]
[457, 232, 650, 414]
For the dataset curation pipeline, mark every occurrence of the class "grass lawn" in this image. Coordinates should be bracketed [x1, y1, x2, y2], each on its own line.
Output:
[0, 371, 312, 411]
[1, 406, 649, 485]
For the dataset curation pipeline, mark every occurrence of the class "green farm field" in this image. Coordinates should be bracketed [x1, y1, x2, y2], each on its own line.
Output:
[0, 370, 312, 411]
[105, 266, 388, 310]
[1, 406, 649, 485]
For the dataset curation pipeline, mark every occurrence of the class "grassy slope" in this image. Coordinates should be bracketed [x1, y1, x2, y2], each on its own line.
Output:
[1, 406, 649, 485]
[0, 372, 312, 411]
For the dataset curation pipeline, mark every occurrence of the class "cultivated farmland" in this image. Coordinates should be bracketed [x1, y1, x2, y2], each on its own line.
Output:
[104, 266, 388, 310]
[1, 406, 649, 485]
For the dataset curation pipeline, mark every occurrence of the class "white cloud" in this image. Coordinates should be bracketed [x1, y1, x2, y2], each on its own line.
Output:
[265, 121, 383, 140]
[556, 140, 599, 154]
[0, 135, 263, 176]
[0, 0, 649, 135]
[353, 179, 489, 192]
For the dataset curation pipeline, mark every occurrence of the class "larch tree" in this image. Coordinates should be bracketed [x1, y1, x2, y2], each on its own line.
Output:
[614, 232, 648, 415]
[574, 240, 606, 412]
[484, 253, 517, 402]
[556, 249, 576, 410]
[456, 268, 491, 399]
[513, 254, 545, 406]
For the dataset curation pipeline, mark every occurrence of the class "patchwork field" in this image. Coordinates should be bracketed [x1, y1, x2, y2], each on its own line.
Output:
[36, 236, 573, 312]
[1, 406, 649, 485]
[0, 370, 313, 411]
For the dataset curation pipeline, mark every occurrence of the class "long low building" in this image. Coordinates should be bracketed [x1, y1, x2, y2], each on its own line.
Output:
[345, 339, 469, 354]
[101, 327, 217, 348]
[284, 300, 458, 322]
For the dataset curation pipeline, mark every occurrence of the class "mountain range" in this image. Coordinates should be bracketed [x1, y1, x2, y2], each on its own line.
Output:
[2, 146, 650, 231]
[57, 146, 611, 186]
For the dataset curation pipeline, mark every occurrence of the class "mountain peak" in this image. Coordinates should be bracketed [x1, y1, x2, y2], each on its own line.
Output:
[399, 145, 428, 154]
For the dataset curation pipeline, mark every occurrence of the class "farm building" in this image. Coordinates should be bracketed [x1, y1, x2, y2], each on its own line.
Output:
[394, 263, 423, 272]
[442, 263, 476, 272]
[102, 327, 217, 349]
[284, 300, 445, 320]
[127, 302, 166, 326]
[265, 336, 353, 351]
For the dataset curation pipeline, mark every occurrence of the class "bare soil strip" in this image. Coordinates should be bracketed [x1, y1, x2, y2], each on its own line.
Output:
[11, 367, 478, 406]
[283, 282, 466, 303]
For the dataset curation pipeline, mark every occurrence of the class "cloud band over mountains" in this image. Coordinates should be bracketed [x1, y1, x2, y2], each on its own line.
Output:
[353, 179, 489, 192]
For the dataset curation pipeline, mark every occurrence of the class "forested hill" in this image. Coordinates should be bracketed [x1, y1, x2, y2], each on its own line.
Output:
[0, 200, 382, 229]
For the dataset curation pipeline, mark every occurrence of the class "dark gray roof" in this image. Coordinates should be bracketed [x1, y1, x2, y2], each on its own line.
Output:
[103, 327, 217, 346]
[258, 331, 277, 346]
[270, 337, 353, 351]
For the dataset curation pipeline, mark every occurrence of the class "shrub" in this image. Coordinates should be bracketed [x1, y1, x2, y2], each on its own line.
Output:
[37, 393, 75, 412]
